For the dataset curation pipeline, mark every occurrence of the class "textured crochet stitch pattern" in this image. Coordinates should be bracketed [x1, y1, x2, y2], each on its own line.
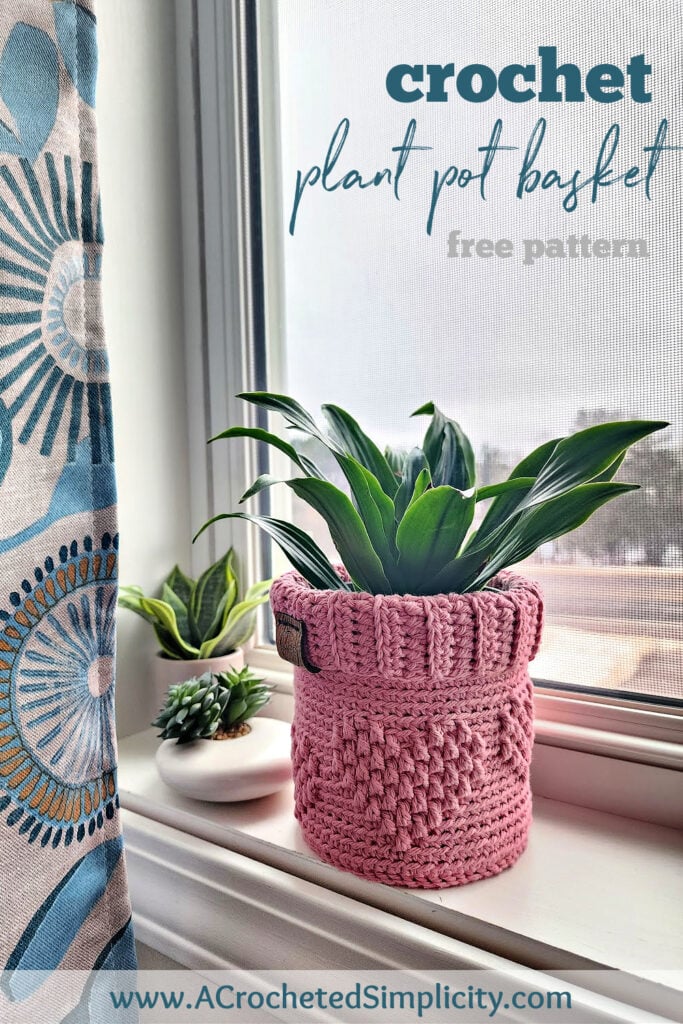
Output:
[271, 570, 543, 890]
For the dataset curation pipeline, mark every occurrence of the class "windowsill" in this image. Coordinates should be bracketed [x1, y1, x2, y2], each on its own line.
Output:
[118, 729, 683, 998]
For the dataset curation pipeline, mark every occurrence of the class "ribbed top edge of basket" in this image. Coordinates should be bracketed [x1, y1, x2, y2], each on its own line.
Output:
[270, 570, 544, 679]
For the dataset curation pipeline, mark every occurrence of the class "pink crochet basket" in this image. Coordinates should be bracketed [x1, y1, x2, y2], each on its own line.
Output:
[271, 570, 544, 889]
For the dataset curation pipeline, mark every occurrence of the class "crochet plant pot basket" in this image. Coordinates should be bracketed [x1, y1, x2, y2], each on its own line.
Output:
[271, 570, 544, 890]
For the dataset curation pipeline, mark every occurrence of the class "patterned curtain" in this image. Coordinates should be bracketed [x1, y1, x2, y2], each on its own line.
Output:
[0, 0, 136, 1014]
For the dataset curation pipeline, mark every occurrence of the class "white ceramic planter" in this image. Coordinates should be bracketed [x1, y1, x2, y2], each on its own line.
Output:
[155, 717, 292, 802]
[151, 649, 245, 710]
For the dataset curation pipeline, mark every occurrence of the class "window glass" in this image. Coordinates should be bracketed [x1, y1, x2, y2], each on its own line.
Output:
[262, 0, 682, 702]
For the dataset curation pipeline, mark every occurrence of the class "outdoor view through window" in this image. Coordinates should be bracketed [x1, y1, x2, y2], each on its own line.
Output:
[263, 0, 682, 702]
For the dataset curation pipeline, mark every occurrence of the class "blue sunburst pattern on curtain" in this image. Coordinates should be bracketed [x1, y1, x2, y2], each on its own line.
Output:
[0, 154, 112, 465]
[0, 535, 119, 848]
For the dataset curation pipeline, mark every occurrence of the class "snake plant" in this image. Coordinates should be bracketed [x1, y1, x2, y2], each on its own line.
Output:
[119, 549, 271, 659]
[195, 393, 667, 596]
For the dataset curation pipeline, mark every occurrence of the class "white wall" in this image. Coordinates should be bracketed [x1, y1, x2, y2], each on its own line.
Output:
[97, 1, 191, 737]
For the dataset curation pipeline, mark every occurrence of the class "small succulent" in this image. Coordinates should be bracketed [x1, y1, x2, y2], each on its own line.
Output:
[153, 674, 228, 744]
[119, 548, 271, 660]
[215, 665, 273, 731]
[152, 667, 272, 744]
[195, 392, 668, 596]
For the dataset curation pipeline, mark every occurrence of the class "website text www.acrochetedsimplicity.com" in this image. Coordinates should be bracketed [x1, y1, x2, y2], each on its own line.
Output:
[109, 979, 571, 1018]
[8, 968, 672, 1022]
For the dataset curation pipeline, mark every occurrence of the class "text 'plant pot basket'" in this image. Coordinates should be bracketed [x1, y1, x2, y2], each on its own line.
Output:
[271, 570, 544, 890]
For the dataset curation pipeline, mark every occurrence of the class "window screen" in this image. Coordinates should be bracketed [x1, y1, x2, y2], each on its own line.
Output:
[262, 0, 682, 703]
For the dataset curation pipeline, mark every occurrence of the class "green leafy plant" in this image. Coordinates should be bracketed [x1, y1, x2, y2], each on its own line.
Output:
[195, 392, 667, 597]
[152, 667, 272, 744]
[152, 674, 227, 743]
[119, 549, 271, 659]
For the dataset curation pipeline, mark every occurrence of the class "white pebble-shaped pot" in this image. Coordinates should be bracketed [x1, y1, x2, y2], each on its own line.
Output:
[155, 717, 292, 802]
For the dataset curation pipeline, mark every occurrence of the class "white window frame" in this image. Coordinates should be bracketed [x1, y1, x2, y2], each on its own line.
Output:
[174, 0, 683, 824]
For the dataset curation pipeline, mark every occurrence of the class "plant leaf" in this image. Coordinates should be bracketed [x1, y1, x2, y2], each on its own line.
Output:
[118, 586, 157, 623]
[475, 477, 535, 501]
[395, 485, 476, 592]
[238, 394, 366, 498]
[227, 698, 248, 724]
[337, 456, 397, 567]
[412, 402, 476, 489]
[205, 578, 237, 643]
[153, 624, 189, 660]
[423, 546, 491, 596]
[322, 404, 398, 496]
[186, 601, 203, 649]
[209, 425, 308, 472]
[468, 437, 561, 549]
[190, 550, 234, 642]
[406, 467, 432, 510]
[161, 582, 191, 642]
[195, 512, 349, 591]
[518, 421, 668, 512]
[139, 597, 199, 658]
[287, 477, 392, 593]
[244, 578, 273, 601]
[240, 473, 284, 503]
[593, 449, 626, 482]
[242, 460, 397, 582]
[164, 564, 195, 607]
[432, 421, 473, 490]
[203, 591, 270, 657]
[394, 447, 430, 521]
[384, 444, 408, 477]
[466, 482, 640, 591]
[298, 452, 326, 479]
[237, 392, 334, 447]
